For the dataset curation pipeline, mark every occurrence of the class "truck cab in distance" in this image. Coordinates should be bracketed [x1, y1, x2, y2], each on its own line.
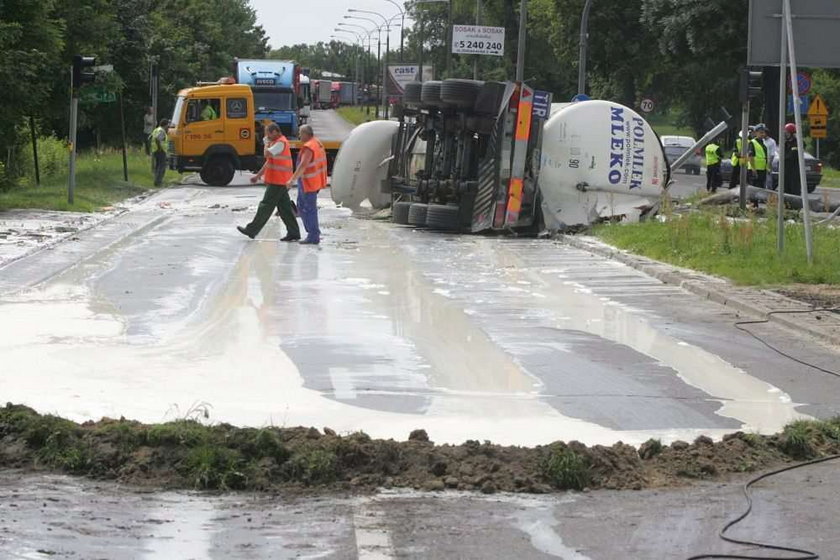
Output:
[168, 82, 340, 186]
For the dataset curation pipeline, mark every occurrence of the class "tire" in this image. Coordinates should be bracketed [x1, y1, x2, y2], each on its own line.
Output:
[200, 156, 235, 186]
[420, 81, 445, 109]
[404, 82, 423, 106]
[425, 204, 461, 231]
[441, 79, 483, 109]
[474, 81, 508, 115]
[392, 201, 412, 224]
[407, 203, 429, 226]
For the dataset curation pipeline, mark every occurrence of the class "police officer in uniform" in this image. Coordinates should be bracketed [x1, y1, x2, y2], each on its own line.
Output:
[750, 124, 770, 189]
[729, 127, 756, 189]
[705, 138, 724, 193]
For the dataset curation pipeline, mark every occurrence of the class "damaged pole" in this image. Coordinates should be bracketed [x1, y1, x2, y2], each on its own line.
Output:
[776, 6, 787, 254]
[784, 0, 814, 263]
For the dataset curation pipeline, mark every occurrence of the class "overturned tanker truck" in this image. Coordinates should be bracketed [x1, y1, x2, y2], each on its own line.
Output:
[330, 79, 670, 232]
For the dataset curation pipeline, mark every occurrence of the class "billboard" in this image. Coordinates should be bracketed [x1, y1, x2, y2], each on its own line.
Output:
[387, 65, 435, 96]
[748, 0, 840, 68]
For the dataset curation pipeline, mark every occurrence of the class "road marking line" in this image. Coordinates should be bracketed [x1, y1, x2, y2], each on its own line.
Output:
[353, 499, 395, 559]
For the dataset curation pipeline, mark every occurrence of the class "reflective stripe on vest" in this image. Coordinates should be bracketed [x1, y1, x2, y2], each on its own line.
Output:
[264, 136, 294, 185]
[300, 138, 327, 192]
[705, 143, 720, 166]
[751, 139, 767, 171]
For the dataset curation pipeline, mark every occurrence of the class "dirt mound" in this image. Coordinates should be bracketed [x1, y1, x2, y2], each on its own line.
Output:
[775, 284, 840, 312]
[2, 404, 839, 494]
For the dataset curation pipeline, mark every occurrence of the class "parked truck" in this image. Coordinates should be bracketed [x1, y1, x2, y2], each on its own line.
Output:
[166, 81, 341, 186]
[232, 58, 301, 137]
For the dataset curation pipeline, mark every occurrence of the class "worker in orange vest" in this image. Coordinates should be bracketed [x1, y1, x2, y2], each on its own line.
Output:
[285, 124, 327, 245]
[237, 123, 301, 241]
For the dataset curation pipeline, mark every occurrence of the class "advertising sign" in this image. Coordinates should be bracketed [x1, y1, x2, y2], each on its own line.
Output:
[452, 25, 505, 56]
[387, 64, 434, 96]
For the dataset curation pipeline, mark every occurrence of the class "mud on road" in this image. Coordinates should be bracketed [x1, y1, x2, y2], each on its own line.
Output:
[2, 404, 840, 496]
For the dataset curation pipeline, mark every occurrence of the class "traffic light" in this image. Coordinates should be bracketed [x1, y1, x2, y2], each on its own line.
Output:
[739, 68, 763, 103]
[72, 55, 96, 91]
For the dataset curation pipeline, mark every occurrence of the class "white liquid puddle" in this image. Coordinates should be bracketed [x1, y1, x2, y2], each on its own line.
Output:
[0, 216, 813, 447]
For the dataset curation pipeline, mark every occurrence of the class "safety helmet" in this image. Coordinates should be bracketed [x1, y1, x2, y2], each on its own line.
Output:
[784, 123, 796, 133]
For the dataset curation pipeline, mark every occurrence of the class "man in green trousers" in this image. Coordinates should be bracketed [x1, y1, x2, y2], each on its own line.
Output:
[237, 123, 301, 241]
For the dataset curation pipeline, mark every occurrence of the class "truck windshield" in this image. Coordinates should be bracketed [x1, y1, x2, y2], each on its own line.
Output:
[253, 91, 294, 112]
[171, 97, 185, 125]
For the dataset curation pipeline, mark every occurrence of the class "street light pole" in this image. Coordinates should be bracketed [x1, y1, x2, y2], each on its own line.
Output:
[578, 0, 594, 95]
[381, 0, 406, 62]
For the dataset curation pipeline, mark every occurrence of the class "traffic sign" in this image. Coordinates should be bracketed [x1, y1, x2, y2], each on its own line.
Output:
[787, 94, 810, 115]
[640, 98, 655, 113]
[809, 115, 827, 139]
[787, 70, 811, 95]
[532, 90, 552, 120]
[808, 93, 828, 117]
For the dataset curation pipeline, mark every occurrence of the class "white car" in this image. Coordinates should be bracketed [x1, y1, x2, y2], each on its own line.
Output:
[660, 135, 702, 175]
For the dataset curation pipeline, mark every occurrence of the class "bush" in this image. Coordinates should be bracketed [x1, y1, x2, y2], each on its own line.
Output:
[540, 444, 590, 490]
[14, 135, 67, 183]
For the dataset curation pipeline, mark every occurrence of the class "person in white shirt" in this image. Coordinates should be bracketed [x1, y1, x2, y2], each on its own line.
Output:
[756, 123, 777, 188]
[143, 107, 156, 155]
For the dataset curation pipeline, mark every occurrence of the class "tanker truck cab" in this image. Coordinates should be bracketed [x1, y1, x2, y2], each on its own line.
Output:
[168, 83, 260, 186]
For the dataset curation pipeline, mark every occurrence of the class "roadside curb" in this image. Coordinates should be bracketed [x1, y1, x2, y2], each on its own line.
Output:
[0, 188, 174, 296]
[559, 234, 840, 348]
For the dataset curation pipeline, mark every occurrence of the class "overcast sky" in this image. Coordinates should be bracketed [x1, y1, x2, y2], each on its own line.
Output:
[250, 0, 411, 49]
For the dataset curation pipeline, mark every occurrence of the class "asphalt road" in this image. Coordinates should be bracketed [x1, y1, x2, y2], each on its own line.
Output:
[2, 181, 839, 445]
[3, 464, 840, 559]
[2, 112, 840, 557]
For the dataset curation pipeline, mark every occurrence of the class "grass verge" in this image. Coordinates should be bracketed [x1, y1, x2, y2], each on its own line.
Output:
[2, 404, 839, 493]
[0, 148, 180, 212]
[336, 106, 379, 126]
[821, 166, 840, 189]
[594, 209, 840, 285]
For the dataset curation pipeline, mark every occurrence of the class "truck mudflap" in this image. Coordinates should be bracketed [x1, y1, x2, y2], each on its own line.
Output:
[538, 100, 668, 230]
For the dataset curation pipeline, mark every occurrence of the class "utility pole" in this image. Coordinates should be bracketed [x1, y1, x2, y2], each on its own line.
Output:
[515, 0, 527, 82]
[578, 0, 594, 95]
[445, 0, 453, 77]
[69, 55, 96, 205]
[473, 0, 481, 80]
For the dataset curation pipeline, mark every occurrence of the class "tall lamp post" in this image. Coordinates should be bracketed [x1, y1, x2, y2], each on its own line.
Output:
[345, 14, 384, 117]
[332, 30, 363, 103]
[381, 0, 406, 61]
[349, 8, 396, 118]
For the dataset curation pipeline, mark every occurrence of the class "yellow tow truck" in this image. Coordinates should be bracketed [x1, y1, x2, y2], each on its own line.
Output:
[167, 81, 341, 186]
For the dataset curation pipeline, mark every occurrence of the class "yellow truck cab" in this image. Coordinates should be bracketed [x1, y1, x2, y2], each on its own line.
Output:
[167, 81, 339, 186]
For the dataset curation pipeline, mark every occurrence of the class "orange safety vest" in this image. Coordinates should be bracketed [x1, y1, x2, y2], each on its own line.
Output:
[300, 138, 328, 193]
[263, 135, 294, 185]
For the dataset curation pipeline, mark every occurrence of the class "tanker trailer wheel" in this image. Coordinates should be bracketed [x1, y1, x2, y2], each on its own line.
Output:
[200, 156, 235, 186]
[441, 79, 483, 109]
[407, 203, 429, 226]
[392, 201, 412, 224]
[404, 82, 423, 107]
[420, 81, 446, 109]
[425, 203, 461, 231]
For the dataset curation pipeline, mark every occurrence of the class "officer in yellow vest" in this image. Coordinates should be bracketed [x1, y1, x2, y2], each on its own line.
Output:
[704, 138, 723, 193]
[750, 123, 770, 189]
[729, 128, 756, 189]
